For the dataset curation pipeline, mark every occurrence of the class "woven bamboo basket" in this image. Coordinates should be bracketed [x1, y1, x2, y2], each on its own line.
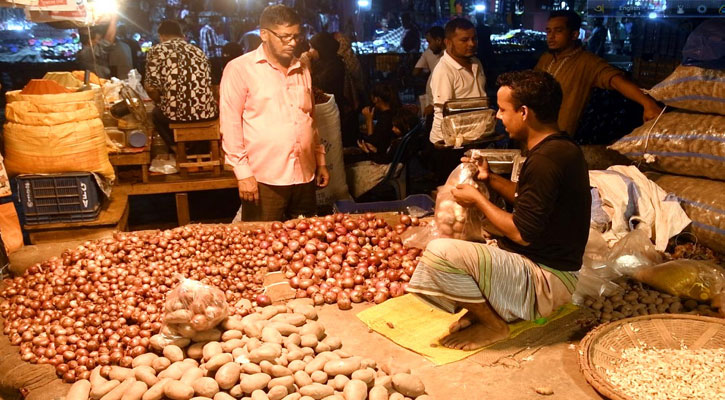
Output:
[578, 313, 725, 400]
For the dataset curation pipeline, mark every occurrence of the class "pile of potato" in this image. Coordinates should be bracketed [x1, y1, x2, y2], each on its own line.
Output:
[581, 278, 722, 324]
[66, 299, 429, 400]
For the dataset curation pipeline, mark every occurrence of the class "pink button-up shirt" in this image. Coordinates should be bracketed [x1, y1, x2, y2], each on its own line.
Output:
[220, 45, 325, 185]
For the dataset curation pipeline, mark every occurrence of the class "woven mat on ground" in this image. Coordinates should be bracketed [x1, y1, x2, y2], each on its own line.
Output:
[357, 294, 581, 365]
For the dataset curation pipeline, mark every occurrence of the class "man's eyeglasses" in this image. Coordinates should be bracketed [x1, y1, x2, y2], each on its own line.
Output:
[265, 29, 304, 44]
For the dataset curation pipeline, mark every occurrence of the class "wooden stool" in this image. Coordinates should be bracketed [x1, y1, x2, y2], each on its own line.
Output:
[170, 120, 222, 177]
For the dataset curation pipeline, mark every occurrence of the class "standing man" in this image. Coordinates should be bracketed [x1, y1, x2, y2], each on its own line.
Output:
[407, 70, 590, 350]
[200, 15, 226, 59]
[76, 14, 118, 79]
[220, 5, 330, 222]
[144, 20, 218, 152]
[413, 26, 445, 126]
[535, 10, 662, 138]
[428, 18, 487, 183]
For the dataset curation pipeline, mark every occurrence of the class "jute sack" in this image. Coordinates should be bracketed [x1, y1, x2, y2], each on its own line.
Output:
[650, 174, 725, 253]
[3, 100, 115, 182]
[647, 65, 725, 115]
[314, 94, 351, 206]
[609, 111, 725, 181]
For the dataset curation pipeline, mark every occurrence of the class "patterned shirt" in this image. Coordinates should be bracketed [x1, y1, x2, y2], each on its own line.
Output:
[144, 38, 218, 122]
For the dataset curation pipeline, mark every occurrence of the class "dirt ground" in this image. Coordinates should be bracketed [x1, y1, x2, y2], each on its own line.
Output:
[6, 241, 605, 400]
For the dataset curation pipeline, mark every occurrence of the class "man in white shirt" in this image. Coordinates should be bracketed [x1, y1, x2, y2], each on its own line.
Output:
[429, 18, 487, 145]
[413, 26, 445, 124]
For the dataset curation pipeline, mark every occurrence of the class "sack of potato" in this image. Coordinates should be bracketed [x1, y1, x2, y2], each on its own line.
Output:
[162, 278, 230, 339]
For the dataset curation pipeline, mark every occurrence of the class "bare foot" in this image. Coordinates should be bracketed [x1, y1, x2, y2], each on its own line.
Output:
[440, 322, 510, 351]
[448, 311, 478, 334]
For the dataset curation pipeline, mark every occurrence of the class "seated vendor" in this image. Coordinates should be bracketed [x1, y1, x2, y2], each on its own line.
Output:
[144, 20, 218, 153]
[406, 70, 591, 350]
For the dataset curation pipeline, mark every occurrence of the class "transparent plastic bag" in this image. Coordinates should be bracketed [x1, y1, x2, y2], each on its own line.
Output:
[441, 109, 497, 148]
[633, 259, 725, 302]
[402, 163, 498, 249]
[162, 276, 229, 338]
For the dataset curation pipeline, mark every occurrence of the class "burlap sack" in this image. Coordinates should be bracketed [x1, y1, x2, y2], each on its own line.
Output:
[647, 65, 725, 115]
[650, 174, 725, 253]
[609, 111, 725, 181]
[0, 317, 69, 400]
[3, 100, 115, 182]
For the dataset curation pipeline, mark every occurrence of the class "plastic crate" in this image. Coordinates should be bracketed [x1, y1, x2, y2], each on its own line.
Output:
[333, 194, 435, 216]
[17, 173, 102, 225]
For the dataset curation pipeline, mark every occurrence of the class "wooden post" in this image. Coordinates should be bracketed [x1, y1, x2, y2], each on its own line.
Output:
[175, 193, 190, 226]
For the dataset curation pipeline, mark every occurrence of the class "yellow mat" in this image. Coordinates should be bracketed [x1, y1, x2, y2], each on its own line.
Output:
[357, 294, 579, 365]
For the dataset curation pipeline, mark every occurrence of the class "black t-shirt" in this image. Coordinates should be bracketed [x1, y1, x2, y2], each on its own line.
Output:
[501, 133, 591, 271]
[366, 109, 395, 164]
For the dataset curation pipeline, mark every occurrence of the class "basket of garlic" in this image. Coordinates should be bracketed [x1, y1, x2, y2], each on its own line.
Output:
[578, 314, 725, 400]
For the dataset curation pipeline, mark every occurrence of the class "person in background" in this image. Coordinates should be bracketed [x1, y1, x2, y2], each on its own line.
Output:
[475, 15, 497, 95]
[222, 42, 243, 63]
[240, 30, 262, 54]
[309, 32, 347, 112]
[535, 10, 662, 138]
[334, 31, 366, 147]
[611, 20, 627, 55]
[406, 70, 590, 350]
[220, 5, 329, 221]
[352, 82, 402, 164]
[144, 20, 218, 153]
[413, 26, 445, 130]
[108, 33, 133, 79]
[587, 18, 608, 57]
[116, 24, 142, 73]
[200, 15, 226, 58]
[429, 18, 487, 183]
[76, 14, 118, 79]
[400, 13, 421, 52]
[345, 108, 419, 198]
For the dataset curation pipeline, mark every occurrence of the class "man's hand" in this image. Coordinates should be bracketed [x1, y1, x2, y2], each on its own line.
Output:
[643, 101, 664, 122]
[316, 165, 330, 188]
[362, 106, 374, 120]
[237, 176, 259, 203]
[461, 156, 490, 182]
[451, 184, 484, 208]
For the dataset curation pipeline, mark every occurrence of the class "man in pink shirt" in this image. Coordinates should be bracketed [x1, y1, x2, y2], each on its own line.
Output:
[220, 5, 330, 221]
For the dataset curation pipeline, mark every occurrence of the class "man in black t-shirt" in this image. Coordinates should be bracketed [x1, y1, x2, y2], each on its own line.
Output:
[407, 70, 591, 350]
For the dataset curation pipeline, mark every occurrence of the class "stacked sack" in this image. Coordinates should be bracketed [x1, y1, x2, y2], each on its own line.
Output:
[609, 24, 725, 253]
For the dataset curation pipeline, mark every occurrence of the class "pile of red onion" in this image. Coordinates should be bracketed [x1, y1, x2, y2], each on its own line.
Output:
[0, 213, 421, 382]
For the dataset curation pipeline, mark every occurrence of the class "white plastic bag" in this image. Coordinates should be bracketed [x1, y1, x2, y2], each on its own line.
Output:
[441, 109, 497, 148]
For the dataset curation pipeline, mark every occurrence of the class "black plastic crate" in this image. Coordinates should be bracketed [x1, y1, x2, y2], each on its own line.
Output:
[17, 173, 102, 225]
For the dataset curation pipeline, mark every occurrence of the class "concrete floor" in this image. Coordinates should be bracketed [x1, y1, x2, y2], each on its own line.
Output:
[7, 242, 605, 400]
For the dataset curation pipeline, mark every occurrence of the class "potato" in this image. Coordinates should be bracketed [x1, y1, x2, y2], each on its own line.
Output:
[343, 379, 368, 400]
[140, 378, 171, 400]
[250, 344, 282, 363]
[192, 376, 220, 398]
[300, 334, 319, 348]
[240, 373, 272, 394]
[190, 397, 213, 400]
[121, 381, 148, 400]
[323, 358, 361, 376]
[392, 373, 425, 397]
[299, 322, 325, 340]
[352, 368, 376, 387]
[205, 353, 234, 371]
[251, 389, 270, 400]
[262, 327, 284, 344]
[310, 370, 328, 384]
[202, 342, 223, 361]
[299, 383, 334, 399]
[271, 313, 307, 327]
[181, 367, 205, 385]
[304, 357, 329, 375]
[243, 363, 263, 374]
[294, 370, 314, 387]
[332, 374, 350, 391]
[90, 366, 107, 387]
[100, 378, 136, 400]
[158, 362, 187, 380]
[314, 342, 331, 353]
[268, 375, 295, 390]
[322, 337, 342, 351]
[215, 361, 241, 389]
[151, 357, 172, 373]
[165, 381, 195, 400]
[222, 338, 246, 353]
[132, 353, 159, 368]
[164, 345, 185, 362]
[285, 333, 302, 348]
[268, 385, 289, 400]
[134, 366, 159, 387]
[369, 386, 389, 400]
[388, 394, 404, 400]
[268, 322, 299, 336]
[91, 379, 121, 400]
[109, 366, 135, 381]
[67, 379, 92, 400]
[222, 316, 245, 331]
[166, 309, 194, 324]
[270, 365, 293, 377]
[281, 394, 303, 400]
